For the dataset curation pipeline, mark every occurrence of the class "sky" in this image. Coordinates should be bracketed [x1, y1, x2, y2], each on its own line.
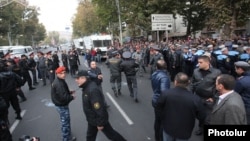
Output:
[28, 0, 78, 32]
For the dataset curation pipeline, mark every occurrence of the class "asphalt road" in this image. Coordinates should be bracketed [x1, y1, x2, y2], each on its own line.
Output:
[8, 47, 204, 141]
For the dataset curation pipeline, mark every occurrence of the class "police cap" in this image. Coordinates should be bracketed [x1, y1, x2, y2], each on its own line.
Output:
[234, 61, 250, 68]
[122, 51, 131, 59]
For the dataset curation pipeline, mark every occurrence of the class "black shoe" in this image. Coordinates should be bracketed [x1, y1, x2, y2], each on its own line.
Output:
[118, 91, 122, 95]
[70, 136, 76, 141]
[16, 115, 22, 120]
[43, 84, 46, 86]
[105, 105, 110, 109]
[29, 87, 36, 90]
[19, 98, 27, 103]
[114, 92, 118, 97]
[130, 94, 134, 97]
[135, 99, 139, 103]
[195, 129, 203, 135]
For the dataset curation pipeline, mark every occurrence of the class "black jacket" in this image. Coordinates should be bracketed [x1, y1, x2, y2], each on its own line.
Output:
[51, 77, 73, 106]
[157, 86, 206, 139]
[190, 67, 221, 98]
[120, 58, 139, 76]
[80, 80, 108, 126]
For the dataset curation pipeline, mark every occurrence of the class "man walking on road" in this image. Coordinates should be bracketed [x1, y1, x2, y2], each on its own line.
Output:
[151, 59, 171, 141]
[51, 66, 76, 141]
[74, 70, 127, 141]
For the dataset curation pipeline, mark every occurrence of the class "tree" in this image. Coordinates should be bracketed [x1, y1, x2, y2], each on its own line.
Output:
[202, 0, 250, 39]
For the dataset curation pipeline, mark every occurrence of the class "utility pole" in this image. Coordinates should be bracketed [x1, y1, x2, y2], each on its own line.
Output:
[115, 0, 123, 46]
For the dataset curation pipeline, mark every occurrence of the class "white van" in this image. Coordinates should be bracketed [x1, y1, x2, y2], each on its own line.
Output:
[9, 45, 34, 58]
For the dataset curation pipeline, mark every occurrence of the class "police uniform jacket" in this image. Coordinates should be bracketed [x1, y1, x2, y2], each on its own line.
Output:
[80, 80, 108, 126]
[0, 71, 23, 100]
[120, 59, 139, 76]
[234, 71, 250, 110]
[28, 58, 37, 69]
[51, 77, 74, 106]
[190, 67, 221, 98]
[106, 57, 122, 76]
[46, 58, 54, 72]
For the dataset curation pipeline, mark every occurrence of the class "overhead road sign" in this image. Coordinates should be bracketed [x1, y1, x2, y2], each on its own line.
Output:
[151, 14, 173, 23]
[152, 23, 173, 31]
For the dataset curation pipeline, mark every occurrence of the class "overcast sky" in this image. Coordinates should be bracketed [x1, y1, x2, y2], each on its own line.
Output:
[28, 0, 78, 32]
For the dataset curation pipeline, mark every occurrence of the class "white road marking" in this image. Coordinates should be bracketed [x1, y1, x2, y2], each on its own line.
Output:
[106, 92, 134, 125]
[10, 110, 27, 133]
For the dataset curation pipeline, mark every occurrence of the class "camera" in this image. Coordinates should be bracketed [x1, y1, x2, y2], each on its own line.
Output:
[19, 135, 40, 141]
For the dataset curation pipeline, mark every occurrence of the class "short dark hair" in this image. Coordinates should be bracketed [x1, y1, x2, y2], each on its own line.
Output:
[174, 72, 189, 87]
[156, 59, 167, 70]
[217, 74, 235, 90]
[198, 55, 210, 62]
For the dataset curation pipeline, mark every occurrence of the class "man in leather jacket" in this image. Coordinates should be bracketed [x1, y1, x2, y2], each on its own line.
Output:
[190, 55, 221, 135]
[51, 66, 76, 141]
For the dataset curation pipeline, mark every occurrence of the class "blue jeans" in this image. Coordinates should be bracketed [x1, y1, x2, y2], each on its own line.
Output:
[56, 106, 71, 141]
[163, 130, 188, 141]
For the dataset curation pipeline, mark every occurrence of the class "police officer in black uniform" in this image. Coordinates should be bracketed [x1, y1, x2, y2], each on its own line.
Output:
[120, 51, 139, 102]
[19, 55, 36, 90]
[46, 51, 55, 85]
[74, 70, 127, 141]
[28, 52, 38, 85]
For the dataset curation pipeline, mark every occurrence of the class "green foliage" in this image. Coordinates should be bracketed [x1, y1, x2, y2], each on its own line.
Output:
[0, 2, 46, 46]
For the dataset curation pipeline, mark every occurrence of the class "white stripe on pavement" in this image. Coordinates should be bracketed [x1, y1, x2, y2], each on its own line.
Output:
[106, 92, 134, 125]
[10, 110, 27, 133]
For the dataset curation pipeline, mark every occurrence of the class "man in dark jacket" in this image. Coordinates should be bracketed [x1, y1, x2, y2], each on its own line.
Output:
[151, 59, 170, 141]
[120, 51, 139, 102]
[190, 55, 221, 135]
[0, 60, 24, 141]
[157, 72, 206, 141]
[74, 70, 126, 141]
[51, 66, 76, 141]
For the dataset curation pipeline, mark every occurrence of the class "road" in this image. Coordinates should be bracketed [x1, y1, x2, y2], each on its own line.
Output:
[9, 47, 204, 141]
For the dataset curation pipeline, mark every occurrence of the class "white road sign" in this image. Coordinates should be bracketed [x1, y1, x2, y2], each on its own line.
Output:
[151, 14, 173, 23]
[152, 23, 173, 31]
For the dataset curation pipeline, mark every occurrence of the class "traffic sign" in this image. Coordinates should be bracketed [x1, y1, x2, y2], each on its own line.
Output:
[152, 23, 173, 31]
[151, 14, 173, 23]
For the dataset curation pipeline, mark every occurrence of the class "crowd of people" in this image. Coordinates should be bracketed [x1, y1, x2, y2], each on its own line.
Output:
[0, 36, 250, 141]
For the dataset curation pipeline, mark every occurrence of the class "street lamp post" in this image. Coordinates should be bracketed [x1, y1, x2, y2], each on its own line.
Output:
[115, 0, 123, 46]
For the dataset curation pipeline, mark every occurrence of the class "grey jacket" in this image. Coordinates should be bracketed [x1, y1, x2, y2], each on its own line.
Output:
[208, 91, 247, 125]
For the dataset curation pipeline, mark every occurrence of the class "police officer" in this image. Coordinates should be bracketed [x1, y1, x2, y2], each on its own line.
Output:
[68, 51, 78, 76]
[234, 61, 250, 125]
[74, 70, 127, 141]
[46, 51, 55, 85]
[149, 45, 163, 76]
[216, 47, 232, 74]
[120, 51, 139, 102]
[0, 59, 23, 130]
[28, 52, 38, 85]
[105, 51, 122, 97]
[37, 51, 47, 86]
[19, 55, 36, 90]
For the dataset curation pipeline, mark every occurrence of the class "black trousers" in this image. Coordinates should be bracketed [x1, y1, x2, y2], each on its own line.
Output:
[154, 108, 163, 141]
[86, 122, 126, 141]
